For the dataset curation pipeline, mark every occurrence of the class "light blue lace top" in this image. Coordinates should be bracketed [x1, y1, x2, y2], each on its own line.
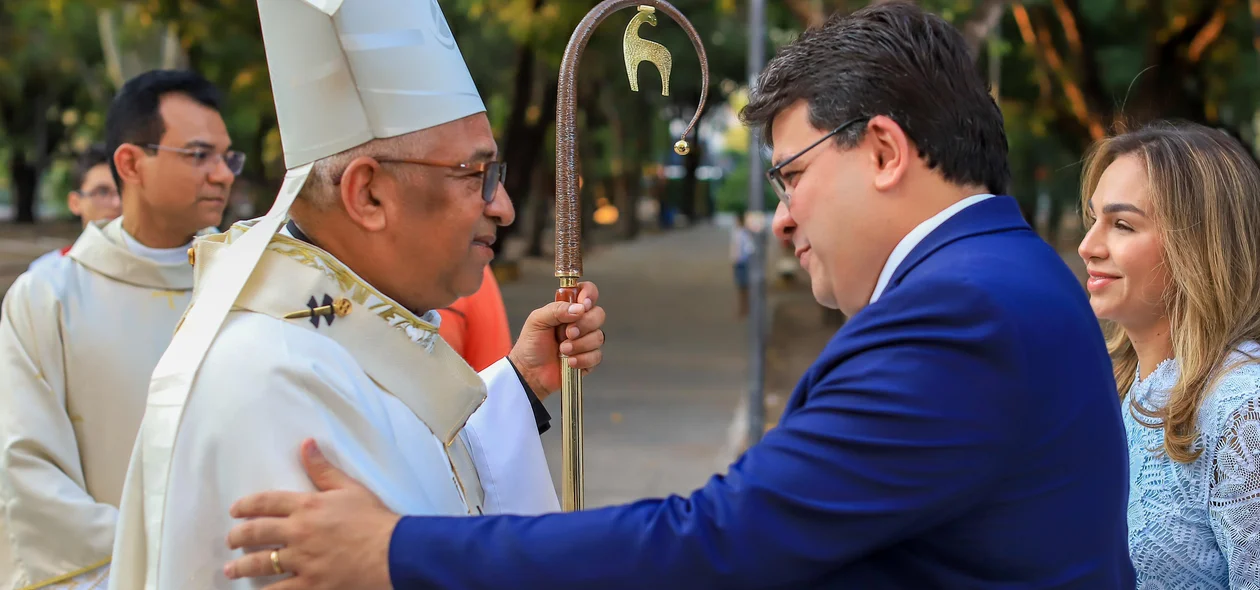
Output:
[1125, 341, 1260, 589]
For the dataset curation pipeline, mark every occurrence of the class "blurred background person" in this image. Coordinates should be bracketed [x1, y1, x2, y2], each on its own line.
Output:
[729, 210, 754, 318]
[439, 265, 513, 372]
[27, 144, 120, 271]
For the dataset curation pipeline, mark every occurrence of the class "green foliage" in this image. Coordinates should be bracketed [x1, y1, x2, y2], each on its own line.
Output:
[1, 0, 1259, 234]
[714, 152, 775, 214]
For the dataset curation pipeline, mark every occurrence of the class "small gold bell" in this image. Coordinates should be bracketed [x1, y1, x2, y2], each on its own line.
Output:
[187, 247, 196, 266]
[674, 139, 691, 156]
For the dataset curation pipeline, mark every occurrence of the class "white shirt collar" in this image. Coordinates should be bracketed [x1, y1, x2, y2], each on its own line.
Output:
[120, 224, 195, 266]
[868, 193, 997, 304]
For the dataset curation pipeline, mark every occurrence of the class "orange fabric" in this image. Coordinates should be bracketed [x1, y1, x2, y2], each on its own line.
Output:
[438, 266, 513, 372]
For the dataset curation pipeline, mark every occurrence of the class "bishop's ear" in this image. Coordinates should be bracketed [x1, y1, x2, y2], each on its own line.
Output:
[112, 144, 146, 190]
[866, 115, 911, 192]
[338, 157, 389, 232]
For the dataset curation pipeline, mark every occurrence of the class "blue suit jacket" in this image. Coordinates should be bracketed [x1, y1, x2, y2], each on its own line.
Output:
[390, 196, 1135, 589]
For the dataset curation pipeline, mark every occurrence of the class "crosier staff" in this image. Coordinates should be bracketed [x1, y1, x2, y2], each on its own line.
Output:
[554, 0, 709, 511]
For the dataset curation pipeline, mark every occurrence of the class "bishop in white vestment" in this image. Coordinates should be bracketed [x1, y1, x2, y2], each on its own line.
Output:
[0, 219, 195, 589]
[108, 1, 604, 588]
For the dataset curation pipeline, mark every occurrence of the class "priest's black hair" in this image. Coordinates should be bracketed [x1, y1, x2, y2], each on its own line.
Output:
[71, 143, 111, 191]
[104, 69, 224, 191]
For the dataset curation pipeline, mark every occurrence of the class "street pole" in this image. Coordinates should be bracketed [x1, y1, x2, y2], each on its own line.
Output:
[745, 0, 767, 447]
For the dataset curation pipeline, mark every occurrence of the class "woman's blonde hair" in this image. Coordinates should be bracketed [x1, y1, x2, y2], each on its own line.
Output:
[1080, 121, 1260, 463]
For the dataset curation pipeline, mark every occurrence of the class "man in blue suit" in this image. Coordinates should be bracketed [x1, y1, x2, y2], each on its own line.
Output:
[221, 2, 1135, 588]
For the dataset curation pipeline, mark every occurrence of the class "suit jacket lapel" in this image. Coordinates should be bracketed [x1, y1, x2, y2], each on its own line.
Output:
[781, 196, 1031, 416]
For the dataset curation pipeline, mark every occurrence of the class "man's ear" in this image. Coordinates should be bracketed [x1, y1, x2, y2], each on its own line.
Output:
[866, 115, 911, 192]
[113, 144, 145, 189]
[339, 157, 388, 232]
[67, 191, 83, 217]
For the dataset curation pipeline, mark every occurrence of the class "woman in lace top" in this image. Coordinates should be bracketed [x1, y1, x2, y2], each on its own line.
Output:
[1078, 121, 1260, 589]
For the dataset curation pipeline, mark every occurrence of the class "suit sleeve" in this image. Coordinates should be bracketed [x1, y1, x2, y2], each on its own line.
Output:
[0, 273, 115, 588]
[387, 279, 1020, 589]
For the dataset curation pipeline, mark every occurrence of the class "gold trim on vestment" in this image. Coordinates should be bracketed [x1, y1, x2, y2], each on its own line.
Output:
[217, 223, 439, 342]
[19, 557, 110, 590]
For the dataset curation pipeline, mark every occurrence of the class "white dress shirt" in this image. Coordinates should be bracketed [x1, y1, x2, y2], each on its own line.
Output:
[869, 193, 997, 304]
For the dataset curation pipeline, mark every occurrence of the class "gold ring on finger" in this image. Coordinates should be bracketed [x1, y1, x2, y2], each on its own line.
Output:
[270, 549, 285, 575]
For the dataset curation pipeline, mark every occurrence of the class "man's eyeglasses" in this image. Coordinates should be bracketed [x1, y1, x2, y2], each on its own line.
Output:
[145, 144, 246, 176]
[375, 158, 507, 204]
[77, 186, 119, 201]
[765, 117, 869, 206]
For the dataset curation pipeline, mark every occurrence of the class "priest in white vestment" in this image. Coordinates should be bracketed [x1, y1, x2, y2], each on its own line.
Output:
[0, 70, 234, 589]
[107, 1, 606, 589]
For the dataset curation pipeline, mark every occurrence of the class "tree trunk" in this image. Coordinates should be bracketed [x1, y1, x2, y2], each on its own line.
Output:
[598, 82, 642, 240]
[617, 163, 642, 239]
[678, 132, 702, 222]
[526, 165, 555, 258]
[963, 0, 1011, 57]
[10, 152, 40, 224]
[494, 0, 550, 257]
[580, 86, 606, 248]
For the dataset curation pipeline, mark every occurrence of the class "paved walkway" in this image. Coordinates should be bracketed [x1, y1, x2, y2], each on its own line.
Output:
[498, 224, 750, 507]
[0, 221, 81, 295]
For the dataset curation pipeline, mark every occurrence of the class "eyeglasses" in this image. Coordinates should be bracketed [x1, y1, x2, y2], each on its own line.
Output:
[145, 144, 246, 176]
[77, 186, 119, 201]
[375, 158, 507, 204]
[765, 117, 869, 206]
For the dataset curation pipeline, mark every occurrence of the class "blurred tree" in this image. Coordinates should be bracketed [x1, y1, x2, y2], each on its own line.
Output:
[998, 0, 1260, 236]
[0, 1, 110, 222]
[3, 0, 1258, 260]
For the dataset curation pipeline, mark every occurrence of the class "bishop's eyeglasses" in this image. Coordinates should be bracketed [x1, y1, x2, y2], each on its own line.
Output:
[376, 158, 508, 204]
[764, 117, 869, 206]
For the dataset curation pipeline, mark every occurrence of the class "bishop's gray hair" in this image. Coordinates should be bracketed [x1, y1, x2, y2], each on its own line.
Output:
[296, 132, 430, 210]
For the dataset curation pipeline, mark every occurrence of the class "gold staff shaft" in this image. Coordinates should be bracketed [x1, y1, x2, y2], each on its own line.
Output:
[555, 0, 709, 512]
[557, 278, 584, 511]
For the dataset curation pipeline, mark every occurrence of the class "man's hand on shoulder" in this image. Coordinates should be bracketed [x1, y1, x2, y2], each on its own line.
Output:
[508, 281, 606, 401]
[224, 440, 398, 590]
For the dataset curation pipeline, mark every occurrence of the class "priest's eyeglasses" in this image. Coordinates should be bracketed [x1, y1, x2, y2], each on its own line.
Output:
[145, 144, 247, 176]
[765, 117, 869, 206]
[376, 158, 507, 204]
[77, 186, 119, 201]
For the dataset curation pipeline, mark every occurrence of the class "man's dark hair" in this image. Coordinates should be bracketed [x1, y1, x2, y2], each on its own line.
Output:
[104, 69, 224, 191]
[72, 143, 111, 190]
[741, 1, 1010, 195]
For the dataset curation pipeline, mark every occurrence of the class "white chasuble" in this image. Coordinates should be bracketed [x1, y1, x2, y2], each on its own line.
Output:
[0, 218, 195, 589]
[109, 222, 554, 590]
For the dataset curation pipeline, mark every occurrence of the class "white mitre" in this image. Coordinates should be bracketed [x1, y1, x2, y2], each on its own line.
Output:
[131, 0, 485, 582]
